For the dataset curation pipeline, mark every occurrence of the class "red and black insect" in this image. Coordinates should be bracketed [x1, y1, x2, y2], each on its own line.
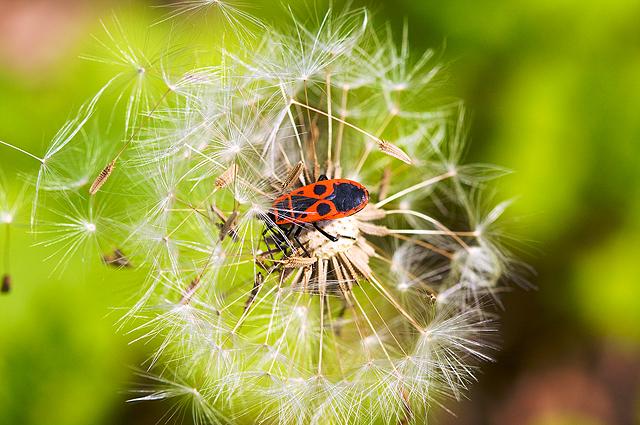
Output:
[264, 174, 369, 254]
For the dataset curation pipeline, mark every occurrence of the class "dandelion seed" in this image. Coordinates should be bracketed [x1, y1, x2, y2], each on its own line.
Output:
[378, 139, 413, 164]
[282, 255, 317, 269]
[218, 210, 238, 241]
[1, 274, 10, 294]
[280, 161, 305, 191]
[214, 164, 237, 189]
[103, 248, 133, 268]
[89, 160, 115, 195]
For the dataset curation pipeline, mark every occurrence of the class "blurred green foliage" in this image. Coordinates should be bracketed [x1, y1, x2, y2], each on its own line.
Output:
[1, 1, 639, 424]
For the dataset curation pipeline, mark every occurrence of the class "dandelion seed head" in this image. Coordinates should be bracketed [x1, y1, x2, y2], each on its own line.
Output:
[19, 4, 528, 423]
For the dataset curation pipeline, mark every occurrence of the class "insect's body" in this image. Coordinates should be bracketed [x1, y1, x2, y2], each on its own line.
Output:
[272, 178, 369, 225]
[251, 176, 368, 311]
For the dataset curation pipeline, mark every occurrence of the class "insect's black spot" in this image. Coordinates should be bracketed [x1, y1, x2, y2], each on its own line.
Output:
[317, 202, 331, 216]
[329, 183, 369, 213]
[313, 184, 327, 196]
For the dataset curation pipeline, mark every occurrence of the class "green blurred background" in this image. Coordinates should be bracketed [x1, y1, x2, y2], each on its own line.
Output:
[1, 1, 639, 424]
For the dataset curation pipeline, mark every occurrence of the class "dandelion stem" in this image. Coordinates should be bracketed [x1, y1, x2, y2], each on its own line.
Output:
[333, 258, 372, 361]
[333, 86, 349, 177]
[303, 81, 313, 134]
[324, 294, 345, 376]
[0, 141, 44, 164]
[267, 291, 305, 373]
[354, 111, 396, 175]
[318, 292, 325, 375]
[280, 88, 309, 178]
[264, 271, 289, 344]
[114, 88, 171, 162]
[350, 290, 398, 370]
[385, 209, 471, 250]
[291, 99, 412, 164]
[232, 279, 279, 333]
[90, 88, 171, 196]
[164, 213, 192, 240]
[374, 254, 438, 297]
[179, 238, 221, 305]
[3, 224, 10, 273]
[386, 229, 477, 237]
[375, 170, 456, 208]
[325, 72, 333, 171]
[368, 273, 424, 333]
[389, 234, 454, 259]
[358, 282, 408, 356]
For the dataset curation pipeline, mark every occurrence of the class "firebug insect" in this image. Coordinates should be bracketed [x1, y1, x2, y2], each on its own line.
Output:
[265, 174, 369, 254]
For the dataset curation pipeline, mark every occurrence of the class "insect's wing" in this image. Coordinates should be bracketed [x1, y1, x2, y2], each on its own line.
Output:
[289, 195, 323, 222]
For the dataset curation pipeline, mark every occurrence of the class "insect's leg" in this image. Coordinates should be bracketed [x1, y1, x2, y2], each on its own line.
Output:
[244, 273, 264, 312]
[267, 225, 296, 257]
[284, 224, 295, 237]
[292, 225, 310, 257]
[311, 222, 356, 242]
[258, 232, 278, 268]
[261, 217, 280, 250]
[317, 174, 328, 182]
[271, 225, 288, 253]
[261, 221, 276, 252]
[312, 222, 339, 242]
[276, 224, 301, 255]
[262, 217, 290, 253]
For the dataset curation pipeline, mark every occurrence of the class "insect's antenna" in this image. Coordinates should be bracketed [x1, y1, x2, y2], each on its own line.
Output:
[262, 209, 296, 253]
[89, 88, 172, 196]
